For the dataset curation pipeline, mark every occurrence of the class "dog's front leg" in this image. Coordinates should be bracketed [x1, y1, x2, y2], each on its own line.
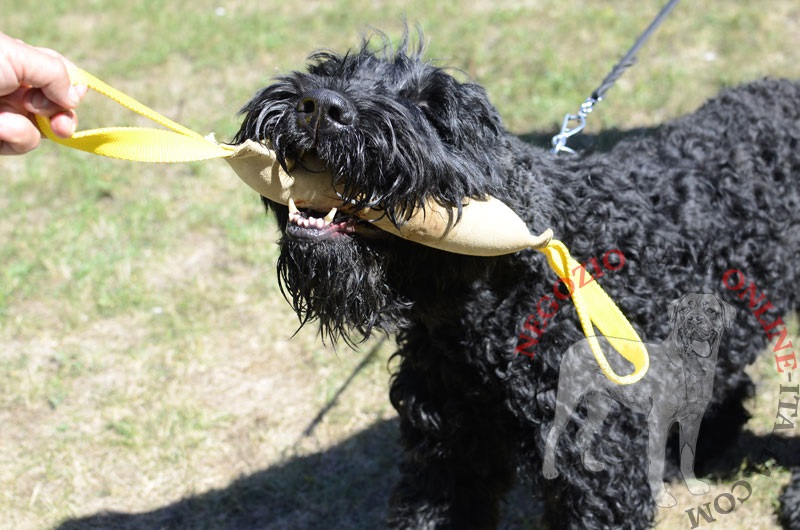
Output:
[387, 344, 516, 530]
[647, 412, 679, 507]
[678, 411, 711, 496]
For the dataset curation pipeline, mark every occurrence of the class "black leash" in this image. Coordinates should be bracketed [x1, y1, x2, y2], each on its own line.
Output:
[551, 0, 681, 154]
[299, 337, 386, 439]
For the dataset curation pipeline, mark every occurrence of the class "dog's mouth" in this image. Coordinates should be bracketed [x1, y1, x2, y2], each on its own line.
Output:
[282, 153, 391, 242]
[286, 197, 384, 242]
[689, 326, 716, 342]
[225, 140, 553, 256]
[286, 198, 354, 241]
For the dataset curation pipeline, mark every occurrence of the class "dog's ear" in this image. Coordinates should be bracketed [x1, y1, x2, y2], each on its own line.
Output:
[718, 298, 737, 329]
[669, 295, 685, 326]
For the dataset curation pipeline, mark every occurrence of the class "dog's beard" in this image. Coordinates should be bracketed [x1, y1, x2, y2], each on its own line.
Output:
[276, 235, 411, 343]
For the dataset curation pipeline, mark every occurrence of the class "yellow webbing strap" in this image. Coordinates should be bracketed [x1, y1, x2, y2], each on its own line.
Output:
[35, 67, 234, 162]
[35, 66, 648, 385]
[539, 240, 648, 385]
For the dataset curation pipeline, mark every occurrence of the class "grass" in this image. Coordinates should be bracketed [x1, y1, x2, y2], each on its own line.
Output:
[1, 1, 799, 529]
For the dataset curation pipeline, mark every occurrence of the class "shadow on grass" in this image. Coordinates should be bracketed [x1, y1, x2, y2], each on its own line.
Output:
[52, 421, 800, 530]
[702, 431, 800, 479]
[52, 414, 544, 530]
[55, 419, 402, 530]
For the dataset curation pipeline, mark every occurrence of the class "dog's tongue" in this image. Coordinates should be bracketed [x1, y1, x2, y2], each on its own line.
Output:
[225, 140, 552, 256]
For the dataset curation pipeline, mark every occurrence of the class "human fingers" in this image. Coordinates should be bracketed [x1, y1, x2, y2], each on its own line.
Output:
[6, 84, 80, 140]
[48, 109, 78, 138]
[23, 84, 87, 118]
[33, 45, 87, 108]
[0, 104, 41, 154]
[0, 32, 82, 108]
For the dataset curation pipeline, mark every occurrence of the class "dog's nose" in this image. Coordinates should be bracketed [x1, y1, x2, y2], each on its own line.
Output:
[296, 89, 356, 135]
[687, 313, 704, 324]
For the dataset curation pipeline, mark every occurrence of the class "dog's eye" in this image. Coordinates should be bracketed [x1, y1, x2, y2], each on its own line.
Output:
[417, 99, 438, 120]
[416, 101, 455, 143]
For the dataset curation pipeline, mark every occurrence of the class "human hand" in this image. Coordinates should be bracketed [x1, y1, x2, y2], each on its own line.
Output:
[0, 32, 87, 155]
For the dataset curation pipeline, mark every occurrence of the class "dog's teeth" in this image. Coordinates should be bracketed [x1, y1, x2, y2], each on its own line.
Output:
[304, 216, 323, 229]
[323, 207, 337, 224]
[288, 197, 299, 215]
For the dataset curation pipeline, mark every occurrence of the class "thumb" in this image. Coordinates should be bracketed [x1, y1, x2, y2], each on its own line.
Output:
[29, 47, 84, 109]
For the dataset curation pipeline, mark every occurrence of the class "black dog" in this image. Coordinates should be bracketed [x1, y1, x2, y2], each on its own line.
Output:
[234, 33, 800, 529]
[543, 293, 736, 508]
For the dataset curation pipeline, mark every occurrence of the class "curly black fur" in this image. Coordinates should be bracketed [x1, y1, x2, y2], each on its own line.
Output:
[781, 469, 800, 527]
[235, 33, 800, 529]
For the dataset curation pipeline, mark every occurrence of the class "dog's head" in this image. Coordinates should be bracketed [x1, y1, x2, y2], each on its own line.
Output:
[233, 32, 511, 341]
[668, 293, 736, 357]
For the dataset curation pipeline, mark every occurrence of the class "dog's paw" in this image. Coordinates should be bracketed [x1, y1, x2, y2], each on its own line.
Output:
[582, 452, 605, 473]
[542, 462, 559, 479]
[652, 487, 677, 508]
[685, 478, 711, 496]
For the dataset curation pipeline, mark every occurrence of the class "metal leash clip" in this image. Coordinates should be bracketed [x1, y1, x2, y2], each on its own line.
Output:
[550, 0, 680, 156]
[551, 97, 599, 155]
